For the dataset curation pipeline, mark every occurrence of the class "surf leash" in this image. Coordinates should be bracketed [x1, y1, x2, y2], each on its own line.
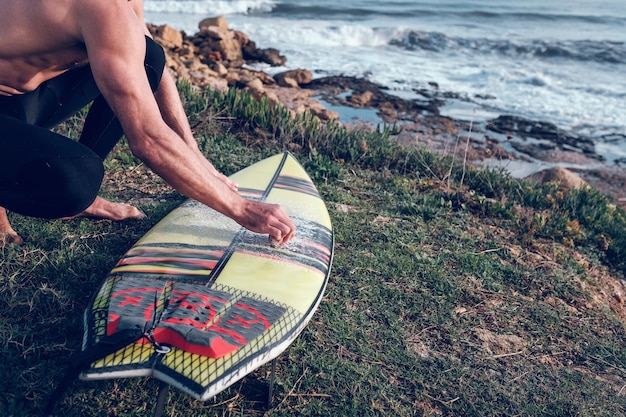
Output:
[42, 327, 144, 416]
[143, 290, 171, 355]
[44, 287, 173, 416]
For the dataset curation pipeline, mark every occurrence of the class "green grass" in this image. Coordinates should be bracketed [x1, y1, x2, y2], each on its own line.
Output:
[1, 84, 626, 416]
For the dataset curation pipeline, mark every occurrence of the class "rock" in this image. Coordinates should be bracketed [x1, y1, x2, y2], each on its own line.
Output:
[266, 85, 339, 121]
[525, 167, 587, 190]
[244, 78, 279, 104]
[242, 40, 287, 66]
[211, 61, 228, 77]
[153, 24, 183, 49]
[274, 69, 313, 88]
[243, 77, 264, 95]
[348, 90, 374, 107]
[232, 30, 250, 47]
[275, 74, 299, 88]
[199, 48, 223, 62]
[236, 68, 275, 85]
[200, 26, 243, 61]
[205, 77, 229, 93]
[202, 26, 228, 41]
[224, 71, 240, 87]
[261, 48, 286, 66]
[487, 115, 595, 155]
[226, 58, 246, 69]
[198, 16, 229, 31]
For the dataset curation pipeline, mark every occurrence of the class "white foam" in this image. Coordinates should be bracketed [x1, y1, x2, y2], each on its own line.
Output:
[144, 0, 276, 15]
[231, 19, 405, 49]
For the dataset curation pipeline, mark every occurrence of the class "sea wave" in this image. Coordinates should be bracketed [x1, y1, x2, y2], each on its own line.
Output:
[144, 0, 276, 15]
[390, 31, 626, 65]
[268, 3, 422, 20]
[246, 2, 626, 27]
[452, 10, 626, 25]
[234, 22, 405, 49]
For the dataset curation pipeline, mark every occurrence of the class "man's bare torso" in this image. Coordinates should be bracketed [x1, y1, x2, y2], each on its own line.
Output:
[0, 0, 141, 96]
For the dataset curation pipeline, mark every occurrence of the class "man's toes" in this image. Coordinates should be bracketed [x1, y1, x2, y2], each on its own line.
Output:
[127, 206, 147, 220]
[1, 232, 23, 247]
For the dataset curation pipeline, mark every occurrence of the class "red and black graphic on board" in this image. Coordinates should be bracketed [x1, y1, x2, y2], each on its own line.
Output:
[106, 278, 286, 359]
[112, 244, 225, 275]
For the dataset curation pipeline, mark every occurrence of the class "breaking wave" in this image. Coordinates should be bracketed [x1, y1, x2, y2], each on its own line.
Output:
[391, 31, 626, 65]
[144, 0, 276, 16]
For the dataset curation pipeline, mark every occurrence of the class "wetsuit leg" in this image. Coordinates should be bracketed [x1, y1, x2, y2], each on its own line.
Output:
[0, 36, 166, 218]
[0, 114, 104, 218]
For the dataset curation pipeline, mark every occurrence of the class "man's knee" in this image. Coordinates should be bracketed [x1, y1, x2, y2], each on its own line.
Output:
[145, 36, 166, 92]
[16, 155, 104, 218]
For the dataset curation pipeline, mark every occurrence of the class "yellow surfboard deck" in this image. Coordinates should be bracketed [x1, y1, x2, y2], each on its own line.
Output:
[80, 152, 333, 401]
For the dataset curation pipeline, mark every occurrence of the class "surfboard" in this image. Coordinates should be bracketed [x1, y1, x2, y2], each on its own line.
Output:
[78, 152, 333, 401]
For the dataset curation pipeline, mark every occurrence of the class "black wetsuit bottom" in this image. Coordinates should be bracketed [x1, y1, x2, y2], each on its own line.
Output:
[0, 37, 165, 219]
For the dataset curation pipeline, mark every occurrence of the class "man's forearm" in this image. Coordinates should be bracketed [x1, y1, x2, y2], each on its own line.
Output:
[153, 69, 238, 189]
[154, 70, 197, 146]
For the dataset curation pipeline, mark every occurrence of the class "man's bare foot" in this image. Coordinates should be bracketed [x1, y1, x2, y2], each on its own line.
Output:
[63, 196, 146, 221]
[0, 207, 23, 247]
[0, 230, 22, 247]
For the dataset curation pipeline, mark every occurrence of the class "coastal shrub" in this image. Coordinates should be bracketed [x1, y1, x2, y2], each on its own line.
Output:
[189, 85, 403, 167]
[558, 187, 626, 273]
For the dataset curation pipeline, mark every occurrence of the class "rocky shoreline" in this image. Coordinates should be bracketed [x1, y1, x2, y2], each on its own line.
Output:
[149, 18, 625, 209]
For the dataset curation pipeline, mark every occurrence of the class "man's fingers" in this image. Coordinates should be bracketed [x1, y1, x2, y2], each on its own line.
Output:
[268, 220, 296, 246]
[283, 224, 296, 242]
[239, 200, 296, 245]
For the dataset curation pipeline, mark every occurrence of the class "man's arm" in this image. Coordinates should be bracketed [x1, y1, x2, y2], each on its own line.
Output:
[131, 0, 238, 191]
[153, 68, 238, 191]
[76, 0, 295, 244]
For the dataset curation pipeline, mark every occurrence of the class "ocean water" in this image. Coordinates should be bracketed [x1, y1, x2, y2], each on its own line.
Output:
[144, 0, 626, 156]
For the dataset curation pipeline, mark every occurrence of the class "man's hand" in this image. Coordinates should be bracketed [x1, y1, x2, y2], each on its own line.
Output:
[236, 200, 296, 245]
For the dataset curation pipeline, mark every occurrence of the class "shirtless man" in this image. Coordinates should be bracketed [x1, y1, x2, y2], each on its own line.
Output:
[0, 0, 296, 246]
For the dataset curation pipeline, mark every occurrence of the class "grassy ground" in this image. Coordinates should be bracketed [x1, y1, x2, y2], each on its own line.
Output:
[1, 85, 626, 416]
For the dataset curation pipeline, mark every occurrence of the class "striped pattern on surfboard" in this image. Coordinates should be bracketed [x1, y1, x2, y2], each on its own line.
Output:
[79, 152, 333, 401]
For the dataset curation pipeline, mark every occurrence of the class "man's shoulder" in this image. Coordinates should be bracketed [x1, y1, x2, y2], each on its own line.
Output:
[3, 0, 145, 32]
[0, 0, 78, 24]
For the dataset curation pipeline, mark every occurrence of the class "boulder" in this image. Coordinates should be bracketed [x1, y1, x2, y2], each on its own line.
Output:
[274, 69, 313, 88]
[205, 77, 229, 93]
[242, 40, 286, 66]
[211, 61, 229, 77]
[202, 26, 243, 61]
[150, 18, 340, 126]
[525, 167, 587, 190]
[348, 90, 374, 107]
[198, 16, 229, 31]
[153, 24, 183, 49]
[243, 78, 279, 104]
